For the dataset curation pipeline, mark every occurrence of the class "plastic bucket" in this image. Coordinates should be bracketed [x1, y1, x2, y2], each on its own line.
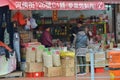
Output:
[109, 70, 120, 80]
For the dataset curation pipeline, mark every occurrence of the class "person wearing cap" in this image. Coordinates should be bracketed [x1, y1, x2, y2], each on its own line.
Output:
[40, 26, 53, 48]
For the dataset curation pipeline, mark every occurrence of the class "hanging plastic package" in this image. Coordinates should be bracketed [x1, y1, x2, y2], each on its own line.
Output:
[0, 47, 6, 55]
[53, 50, 61, 67]
[43, 51, 53, 67]
[4, 28, 10, 45]
[30, 18, 38, 29]
[24, 18, 38, 30]
[12, 11, 26, 26]
[26, 47, 36, 62]
[24, 19, 31, 30]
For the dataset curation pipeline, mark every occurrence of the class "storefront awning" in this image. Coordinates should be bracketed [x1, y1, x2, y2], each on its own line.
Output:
[78, 0, 120, 4]
[1, 0, 120, 10]
[0, 0, 9, 7]
[8, 0, 105, 10]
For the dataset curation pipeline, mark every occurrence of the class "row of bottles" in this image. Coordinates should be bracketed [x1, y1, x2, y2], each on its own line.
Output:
[51, 25, 68, 36]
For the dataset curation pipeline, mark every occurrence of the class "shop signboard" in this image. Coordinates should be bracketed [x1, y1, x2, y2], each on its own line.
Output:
[52, 10, 58, 21]
[8, 1, 105, 10]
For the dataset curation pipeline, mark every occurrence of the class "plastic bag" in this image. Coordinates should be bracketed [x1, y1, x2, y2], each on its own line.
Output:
[0, 51, 16, 75]
[35, 45, 45, 62]
[43, 51, 53, 67]
[53, 50, 61, 67]
[60, 51, 75, 58]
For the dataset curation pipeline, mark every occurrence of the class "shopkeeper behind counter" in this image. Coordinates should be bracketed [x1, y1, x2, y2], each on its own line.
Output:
[39, 26, 53, 48]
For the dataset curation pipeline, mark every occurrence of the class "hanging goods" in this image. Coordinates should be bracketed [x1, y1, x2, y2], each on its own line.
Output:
[25, 18, 38, 30]
[4, 28, 10, 45]
[0, 51, 16, 76]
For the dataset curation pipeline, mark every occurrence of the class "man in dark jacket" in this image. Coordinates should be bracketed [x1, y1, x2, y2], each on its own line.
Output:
[70, 21, 84, 47]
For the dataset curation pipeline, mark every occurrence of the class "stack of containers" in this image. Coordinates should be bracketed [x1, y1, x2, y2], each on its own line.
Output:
[94, 52, 106, 73]
[20, 42, 45, 78]
[61, 57, 75, 76]
[108, 49, 120, 80]
[60, 51, 75, 76]
[43, 48, 62, 77]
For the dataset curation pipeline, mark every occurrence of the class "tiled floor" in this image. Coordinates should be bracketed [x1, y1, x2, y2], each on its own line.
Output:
[0, 71, 111, 80]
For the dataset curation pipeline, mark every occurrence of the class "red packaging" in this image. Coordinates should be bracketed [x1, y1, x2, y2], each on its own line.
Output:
[26, 72, 44, 78]
[94, 67, 104, 73]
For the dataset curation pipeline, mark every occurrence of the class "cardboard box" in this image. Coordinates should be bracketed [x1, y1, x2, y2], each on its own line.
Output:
[22, 39, 30, 43]
[62, 67, 74, 76]
[86, 66, 90, 73]
[86, 53, 90, 62]
[43, 67, 62, 77]
[26, 47, 36, 62]
[20, 32, 30, 40]
[31, 39, 38, 42]
[94, 52, 105, 60]
[95, 59, 106, 68]
[61, 57, 74, 68]
[25, 62, 43, 72]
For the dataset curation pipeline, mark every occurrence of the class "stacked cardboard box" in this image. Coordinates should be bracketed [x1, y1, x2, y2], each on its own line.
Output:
[20, 31, 33, 43]
[61, 57, 75, 76]
[43, 51, 62, 77]
[94, 52, 106, 73]
[86, 53, 90, 62]
[25, 63, 43, 72]
[94, 52, 106, 68]
[43, 67, 62, 77]
[21, 43, 76, 77]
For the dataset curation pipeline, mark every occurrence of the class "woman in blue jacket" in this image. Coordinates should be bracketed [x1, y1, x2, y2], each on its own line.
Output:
[75, 26, 89, 75]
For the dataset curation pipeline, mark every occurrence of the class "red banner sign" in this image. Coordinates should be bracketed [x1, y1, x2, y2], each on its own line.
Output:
[9, 1, 105, 10]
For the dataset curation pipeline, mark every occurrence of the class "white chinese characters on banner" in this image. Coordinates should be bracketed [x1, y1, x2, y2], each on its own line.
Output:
[13, 1, 105, 10]
[28, 2, 35, 9]
[68, 2, 74, 9]
[59, 2, 66, 8]
[21, 2, 28, 9]
[73, 3, 79, 8]
[15, 2, 22, 9]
